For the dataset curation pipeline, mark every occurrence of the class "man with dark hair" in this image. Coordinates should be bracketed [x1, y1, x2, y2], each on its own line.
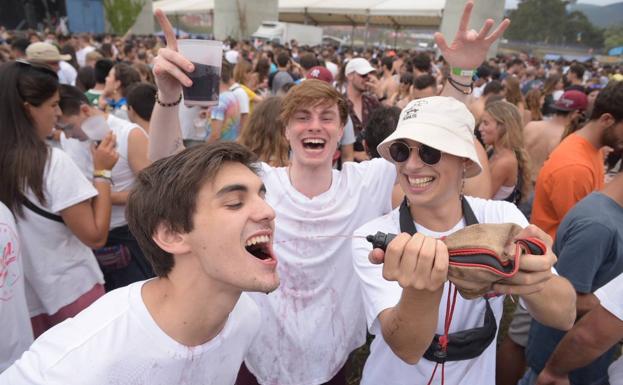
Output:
[566, 63, 586, 93]
[56, 84, 153, 291]
[363, 106, 402, 159]
[206, 61, 241, 143]
[299, 52, 318, 73]
[10, 38, 30, 59]
[412, 74, 438, 99]
[532, 81, 623, 240]
[85, 58, 113, 106]
[1, 142, 279, 384]
[412, 52, 432, 76]
[271, 52, 294, 95]
[377, 56, 398, 104]
[127, 82, 157, 132]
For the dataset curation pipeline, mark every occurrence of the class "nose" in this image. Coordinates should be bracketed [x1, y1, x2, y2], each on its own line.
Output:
[403, 147, 426, 170]
[253, 196, 276, 224]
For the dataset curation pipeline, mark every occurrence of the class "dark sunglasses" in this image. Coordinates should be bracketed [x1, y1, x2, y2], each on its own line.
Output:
[388, 141, 442, 165]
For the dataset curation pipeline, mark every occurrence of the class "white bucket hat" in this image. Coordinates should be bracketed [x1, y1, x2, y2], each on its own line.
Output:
[377, 96, 482, 178]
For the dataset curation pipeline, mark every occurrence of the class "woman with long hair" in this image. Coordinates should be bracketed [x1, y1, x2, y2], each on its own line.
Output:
[524, 88, 543, 122]
[99, 62, 141, 120]
[0, 60, 118, 337]
[237, 96, 289, 167]
[234, 59, 263, 112]
[478, 100, 531, 204]
[503, 75, 530, 125]
[541, 73, 564, 116]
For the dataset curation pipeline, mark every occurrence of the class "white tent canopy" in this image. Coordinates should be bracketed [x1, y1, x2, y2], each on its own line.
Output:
[152, 0, 446, 28]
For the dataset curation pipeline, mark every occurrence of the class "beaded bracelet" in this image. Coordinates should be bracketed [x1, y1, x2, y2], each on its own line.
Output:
[155, 92, 182, 107]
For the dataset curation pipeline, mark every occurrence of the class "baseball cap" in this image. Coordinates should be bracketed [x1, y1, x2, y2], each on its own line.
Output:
[552, 90, 588, 112]
[26, 42, 71, 62]
[377, 96, 482, 178]
[345, 58, 375, 76]
[305, 66, 334, 83]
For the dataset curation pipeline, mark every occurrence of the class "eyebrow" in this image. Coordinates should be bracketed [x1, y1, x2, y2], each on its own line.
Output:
[215, 183, 266, 197]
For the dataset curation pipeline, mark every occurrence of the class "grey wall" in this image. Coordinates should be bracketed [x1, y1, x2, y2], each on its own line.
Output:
[439, 0, 506, 58]
[213, 0, 278, 40]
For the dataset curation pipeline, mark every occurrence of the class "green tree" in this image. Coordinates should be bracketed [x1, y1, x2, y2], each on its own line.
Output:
[103, 0, 145, 35]
[604, 25, 623, 51]
[506, 0, 604, 48]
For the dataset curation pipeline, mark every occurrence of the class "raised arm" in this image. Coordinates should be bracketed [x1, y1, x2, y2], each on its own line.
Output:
[436, 1, 510, 103]
[148, 9, 196, 161]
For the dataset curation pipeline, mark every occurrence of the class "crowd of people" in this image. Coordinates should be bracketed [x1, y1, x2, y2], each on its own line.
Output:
[0, 2, 622, 384]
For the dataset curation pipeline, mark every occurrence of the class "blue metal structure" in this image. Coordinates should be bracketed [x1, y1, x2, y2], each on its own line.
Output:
[65, 0, 106, 33]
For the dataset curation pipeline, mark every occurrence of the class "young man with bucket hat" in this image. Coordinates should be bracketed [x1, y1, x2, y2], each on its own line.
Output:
[352, 96, 576, 384]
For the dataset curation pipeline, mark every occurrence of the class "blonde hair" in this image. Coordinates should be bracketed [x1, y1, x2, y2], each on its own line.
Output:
[238, 96, 290, 167]
[233, 59, 252, 85]
[504, 76, 524, 107]
[485, 100, 532, 202]
[524, 88, 543, 121]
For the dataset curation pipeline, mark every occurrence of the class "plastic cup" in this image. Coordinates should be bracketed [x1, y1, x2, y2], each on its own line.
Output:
[177, 39, 223, 107]
[81, 115, 110, 141]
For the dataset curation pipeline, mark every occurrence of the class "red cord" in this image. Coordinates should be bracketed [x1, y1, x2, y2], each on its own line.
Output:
[427, 283, 459, 385]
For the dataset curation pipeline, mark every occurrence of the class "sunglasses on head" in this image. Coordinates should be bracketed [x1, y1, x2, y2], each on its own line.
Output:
[388, 141, 442, 165]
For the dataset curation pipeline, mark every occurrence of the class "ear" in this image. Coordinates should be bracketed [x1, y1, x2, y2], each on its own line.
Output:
[152, 222, 192, 256]
[598, 112, 615, 127]
[80, 104, 91, 116]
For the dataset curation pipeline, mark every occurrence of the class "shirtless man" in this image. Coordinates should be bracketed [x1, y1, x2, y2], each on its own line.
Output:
[377, 56, 399, 106]
[523, 90, 587, 184]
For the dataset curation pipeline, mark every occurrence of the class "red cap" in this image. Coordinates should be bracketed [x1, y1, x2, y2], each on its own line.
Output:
[305, 66, 334, 84]
[553, 90, 588, 112]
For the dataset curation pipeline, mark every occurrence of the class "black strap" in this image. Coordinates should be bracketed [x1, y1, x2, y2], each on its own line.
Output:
[22, 198, 65, 224]
[399, 196, 497, 363]
[399, 196, 478, 234]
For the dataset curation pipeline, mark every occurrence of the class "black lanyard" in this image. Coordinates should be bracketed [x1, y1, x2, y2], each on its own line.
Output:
[399, 196, 478, 234]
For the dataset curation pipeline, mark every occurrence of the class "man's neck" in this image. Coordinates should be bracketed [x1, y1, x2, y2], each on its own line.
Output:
[347, 84, 363, 101]
[288, 160, 333, 198]
[603, 172, 623, 207]
[575, 121, 603, 149]
[142, 266, 241, 347]
[409, 197, 463, 232]
[94, 83, 105, 91]
[383, 70, 393, 79]
[134, 117, 150, 133]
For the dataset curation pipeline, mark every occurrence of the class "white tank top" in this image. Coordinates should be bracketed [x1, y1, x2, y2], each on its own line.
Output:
[107, 114, 147, 229]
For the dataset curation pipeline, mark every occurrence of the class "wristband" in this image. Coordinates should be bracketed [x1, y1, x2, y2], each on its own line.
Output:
[451, 67, 476, 78]
[93, 176, 112, 185]
[156, 92, 182, 107]
[94, 169, 112, 178]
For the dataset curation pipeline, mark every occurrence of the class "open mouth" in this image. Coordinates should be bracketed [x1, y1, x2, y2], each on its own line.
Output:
[245, 235, 272, 261]
[302, 138, 326, 150]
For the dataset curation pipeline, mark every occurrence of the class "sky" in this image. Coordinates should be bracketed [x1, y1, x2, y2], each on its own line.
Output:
[506, 0, 622, 8]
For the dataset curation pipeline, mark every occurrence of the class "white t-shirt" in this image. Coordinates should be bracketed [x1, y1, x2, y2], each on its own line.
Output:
[0, 281, 261, 385]
[19, 147, 103, 316]
[76, 45, 95, 68]
[352, 196, 529, 385]
[0, 203, 33, 372]
[57, 61, 77, 86]
[245, 159, 396, 385]
[229, 83, 250, 115]
[595, 273, 623, 385]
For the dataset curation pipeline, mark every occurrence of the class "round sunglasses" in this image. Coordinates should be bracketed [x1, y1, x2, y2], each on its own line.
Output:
[388, 141, 442, 165]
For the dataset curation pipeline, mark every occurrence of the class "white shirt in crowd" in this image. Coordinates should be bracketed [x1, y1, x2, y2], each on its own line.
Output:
[245, 159, 396, 385]
[75, 45, 95, 68]
[0, 202, 33, 372]
[57, 61, 77, 86]
[229, 82, 250, 115]
[18, 148, 103, 317]
[353, 196, 528, 385]
[595, 273, 623, 384]
[0, 281, 261, 385]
